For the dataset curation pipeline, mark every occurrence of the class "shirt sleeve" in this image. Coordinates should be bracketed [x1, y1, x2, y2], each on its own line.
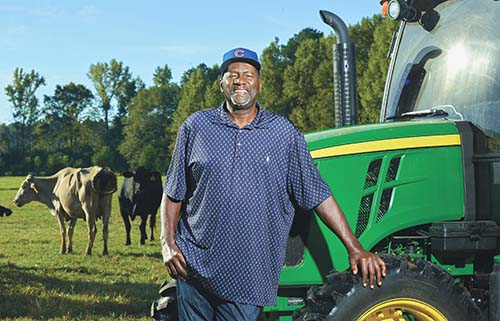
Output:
[287, 128, 331, 210]
[164, 122, 189, 201]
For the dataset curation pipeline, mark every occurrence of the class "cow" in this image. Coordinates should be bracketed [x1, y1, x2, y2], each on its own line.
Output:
[119, 167, 163, 245]
[13, 166, 117, 255]
[0, 204, 12, 217]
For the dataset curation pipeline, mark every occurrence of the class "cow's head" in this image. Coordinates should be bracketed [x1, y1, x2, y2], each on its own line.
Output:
[92, 167, 118, 194]
[13, 175, 39, 207]
[0, 204, 12, 217]
[123, 167, 162, 215]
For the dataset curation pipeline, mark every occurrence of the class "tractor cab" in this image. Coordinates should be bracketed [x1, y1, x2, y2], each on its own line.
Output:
[381, 0, 500, 143]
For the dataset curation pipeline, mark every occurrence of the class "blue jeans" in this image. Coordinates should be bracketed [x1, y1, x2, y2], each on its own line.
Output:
[176, 279, 261, 321]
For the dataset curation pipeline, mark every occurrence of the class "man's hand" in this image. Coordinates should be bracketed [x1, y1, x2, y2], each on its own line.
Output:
[160, 195, 187, 280]
[349, 249, 386, 288]
[314, 196, 386, 288]
[161, 239, 188, 280]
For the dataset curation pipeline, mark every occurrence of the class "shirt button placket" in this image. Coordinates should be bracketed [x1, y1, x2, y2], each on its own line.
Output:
[235, 129, 243, 158]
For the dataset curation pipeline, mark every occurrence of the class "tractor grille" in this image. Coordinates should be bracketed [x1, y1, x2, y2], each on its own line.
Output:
[356, 156, 401, 236]
[364, 159, 382, 189]
[355, 194, 373, 237]
[377, 188, 393, 222]
[386, 156, 401, 182]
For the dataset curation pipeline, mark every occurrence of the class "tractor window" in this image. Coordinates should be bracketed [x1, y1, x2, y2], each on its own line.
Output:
[383, 0, 500, 140]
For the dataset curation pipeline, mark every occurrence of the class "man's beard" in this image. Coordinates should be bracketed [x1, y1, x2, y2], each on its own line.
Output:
[229, 88, 256, 108]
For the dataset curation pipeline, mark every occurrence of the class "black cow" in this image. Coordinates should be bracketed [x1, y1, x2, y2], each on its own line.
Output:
[0, 204, 12, 217]
[119, 167, 163, 245]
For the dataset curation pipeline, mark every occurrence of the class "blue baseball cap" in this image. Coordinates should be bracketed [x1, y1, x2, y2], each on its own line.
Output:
[221, 47, 261, 75]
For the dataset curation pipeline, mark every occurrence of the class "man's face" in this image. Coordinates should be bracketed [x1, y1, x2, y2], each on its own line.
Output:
[221, 62, 262, 110]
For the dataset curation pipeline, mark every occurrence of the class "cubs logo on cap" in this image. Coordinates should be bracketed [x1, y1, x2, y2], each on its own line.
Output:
[234, 49, 245, 57]
[221, 47, 261, 75]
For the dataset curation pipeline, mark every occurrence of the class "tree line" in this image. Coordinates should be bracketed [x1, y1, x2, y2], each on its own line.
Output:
[0, 15, 397, 176]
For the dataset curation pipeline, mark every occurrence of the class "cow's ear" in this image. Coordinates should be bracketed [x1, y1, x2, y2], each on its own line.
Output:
[30, 183, 39, 194]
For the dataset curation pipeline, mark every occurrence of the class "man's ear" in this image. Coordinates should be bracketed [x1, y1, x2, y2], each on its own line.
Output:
[219, 77, 224, 93]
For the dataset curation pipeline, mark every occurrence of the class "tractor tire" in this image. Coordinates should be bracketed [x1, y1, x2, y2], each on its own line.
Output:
[293, 254, 481, 321]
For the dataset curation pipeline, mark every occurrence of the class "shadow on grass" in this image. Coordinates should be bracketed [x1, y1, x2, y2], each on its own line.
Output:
[115, 251, 162, 260]
[0, 262, 160, 319]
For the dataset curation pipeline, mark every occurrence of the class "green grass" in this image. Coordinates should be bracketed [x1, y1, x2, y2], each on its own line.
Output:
[0, 176, 168, 320]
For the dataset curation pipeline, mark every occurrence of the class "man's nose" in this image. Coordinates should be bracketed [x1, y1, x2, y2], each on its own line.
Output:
[234, 76, 245, 85]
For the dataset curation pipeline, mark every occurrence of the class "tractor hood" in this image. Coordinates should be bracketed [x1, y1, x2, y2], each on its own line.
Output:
[305, 120, 460, 159]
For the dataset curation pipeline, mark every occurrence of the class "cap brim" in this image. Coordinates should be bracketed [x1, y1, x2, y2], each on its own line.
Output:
[221, 58, 261, 75]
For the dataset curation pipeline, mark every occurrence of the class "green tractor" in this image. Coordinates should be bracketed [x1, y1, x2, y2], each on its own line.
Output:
[262, 0, 500, 320]
[151, 0, 500, 320]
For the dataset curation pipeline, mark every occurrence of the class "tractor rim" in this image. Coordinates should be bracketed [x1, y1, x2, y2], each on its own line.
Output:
[357, 298, 448, 321]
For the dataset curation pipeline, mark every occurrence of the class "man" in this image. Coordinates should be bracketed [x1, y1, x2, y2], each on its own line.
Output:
[160, 47, 386, 321]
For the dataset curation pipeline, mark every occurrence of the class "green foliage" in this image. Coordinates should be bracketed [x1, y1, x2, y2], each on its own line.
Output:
[169, 64, 220, 154]
[0, 176, 166, 321]
[287, 37, 336, 132]
[87, 59, 143, 171]
[260, 39, 288, 115]
[43, 83, 94, 151]
[357, 16, 399, 123]
[119, 66, 180, 171]
[91, 146, 115, 169]
[282, 28, 323, 61]
[47, 153, 71, 174]
[5, 68, 46, 127]
[4, 68, 46, 154]
[87, 59, 136, 129]
[153, 65, 173, 87]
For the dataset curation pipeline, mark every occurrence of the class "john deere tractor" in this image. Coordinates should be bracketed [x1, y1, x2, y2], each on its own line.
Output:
[262, 0, 500, 320]
[152, 0, 500, 320]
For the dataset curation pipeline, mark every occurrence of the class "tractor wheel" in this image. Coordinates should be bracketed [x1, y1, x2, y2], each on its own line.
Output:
[293, 254, 481, 321]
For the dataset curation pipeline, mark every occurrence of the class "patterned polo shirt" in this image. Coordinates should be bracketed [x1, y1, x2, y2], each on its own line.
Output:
[164, 104, 331, 306]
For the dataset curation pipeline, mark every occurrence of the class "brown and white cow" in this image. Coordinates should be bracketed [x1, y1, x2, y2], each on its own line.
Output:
[13, 166, 117, 255]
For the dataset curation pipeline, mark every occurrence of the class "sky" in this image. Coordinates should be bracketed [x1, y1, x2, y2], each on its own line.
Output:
[0, 1, 382, 124]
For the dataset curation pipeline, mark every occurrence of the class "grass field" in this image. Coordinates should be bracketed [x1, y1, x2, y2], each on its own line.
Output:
[0, 176, 168, 321]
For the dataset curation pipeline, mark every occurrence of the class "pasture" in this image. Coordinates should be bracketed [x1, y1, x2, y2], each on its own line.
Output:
[0, 175, 168, 320]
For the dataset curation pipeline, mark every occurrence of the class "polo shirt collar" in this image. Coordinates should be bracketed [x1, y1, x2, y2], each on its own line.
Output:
[214, 102, 274, 129]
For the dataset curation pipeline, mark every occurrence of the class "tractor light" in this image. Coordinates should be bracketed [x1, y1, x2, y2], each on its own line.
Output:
[387, 0, 402, 20]
[386, 0, 421, 22]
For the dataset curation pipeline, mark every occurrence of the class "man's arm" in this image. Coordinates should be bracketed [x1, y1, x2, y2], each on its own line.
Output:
[314, 195, 386, 288]
[160, 194, 188, 280]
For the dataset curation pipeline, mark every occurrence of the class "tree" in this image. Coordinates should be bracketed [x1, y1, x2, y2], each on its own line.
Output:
[259, 38, 289, 116]
[282, 28, 324, 62]
[153, 65, 173, 87]
[43, 82, 94, 150]
[5, 68, 46, 153]
[87, 59, 133, 131]
[115, 76, 145, 121]
[120, 65, 180, 170]
[357, 15, 398, 123]
[259, 30, 325, 119]
[284, 37, 335, 132]
[169, 64, 220, 154]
